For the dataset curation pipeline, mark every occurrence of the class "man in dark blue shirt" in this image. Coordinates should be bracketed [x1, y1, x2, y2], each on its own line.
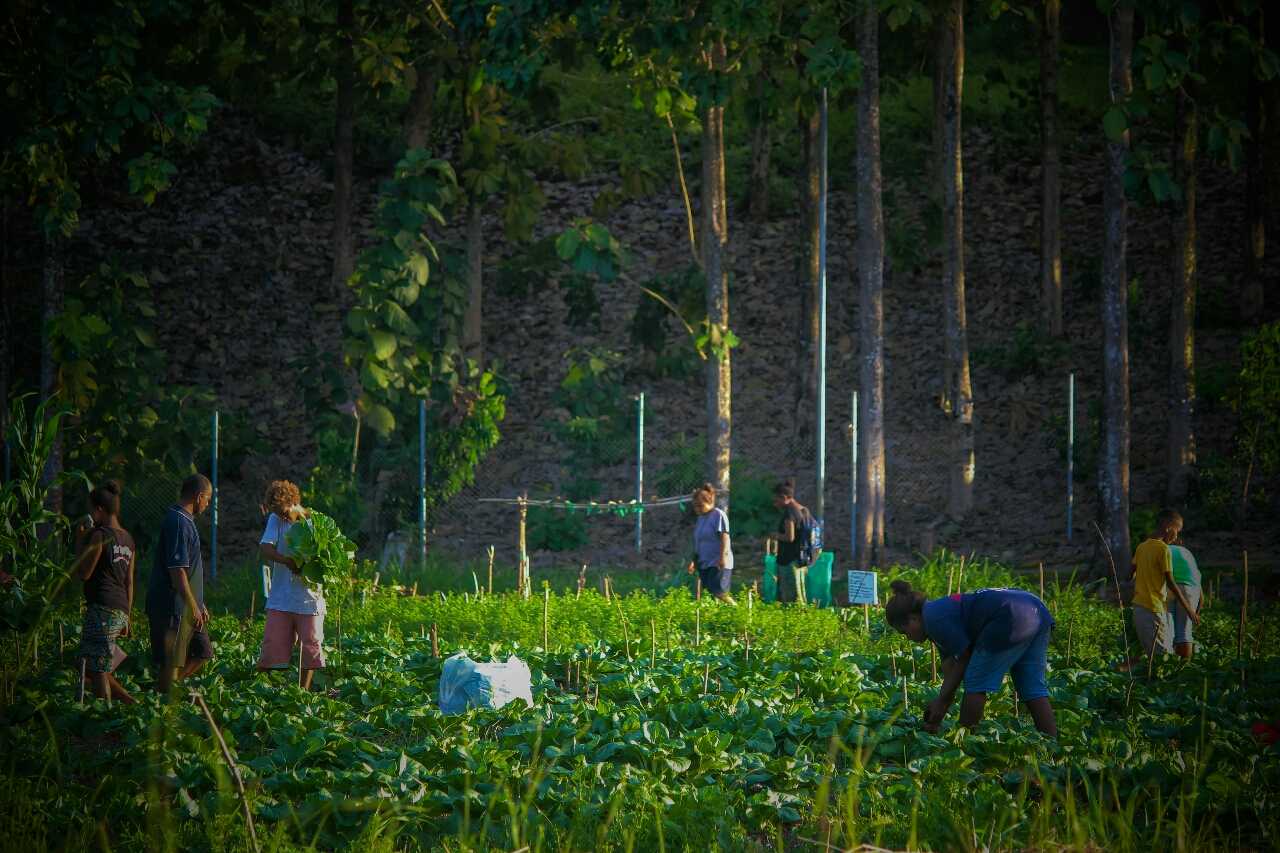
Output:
[147, 474, 213, 695]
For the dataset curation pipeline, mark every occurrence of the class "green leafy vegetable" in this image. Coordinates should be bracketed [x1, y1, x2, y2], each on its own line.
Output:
[285, 511, 356, 588]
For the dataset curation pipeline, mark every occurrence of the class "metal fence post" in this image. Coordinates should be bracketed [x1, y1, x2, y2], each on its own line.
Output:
[850, 390, 858, 563]
[635, 391, 645, 553]
[815, 86, 829, 521]
[211, 411, 219, 583]
[1067, 372, 1075, 543]
[419, 398, 427, 572]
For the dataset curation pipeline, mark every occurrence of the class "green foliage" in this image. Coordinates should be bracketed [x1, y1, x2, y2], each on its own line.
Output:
[302, 424, 366, 545]
[0, 397, 88, 632]
[1045, 399, 1101, 483]
[971, 322, 1069, 380]
[527, 506, 590, 552]
[345, 149, 506, 526]
[555, 218, 625, 329]
[0, 3, 217, 238]
[652, 434, 779, 539]
[550, 348, 639, 500]
[286, 511, 357, 588]
[630, 267, 703, 379]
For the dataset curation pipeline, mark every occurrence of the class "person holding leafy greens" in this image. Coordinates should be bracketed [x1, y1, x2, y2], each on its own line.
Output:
[71, 480, 137, 705]
[885, 580, 1057, 737]
[255, 479, 326, 689]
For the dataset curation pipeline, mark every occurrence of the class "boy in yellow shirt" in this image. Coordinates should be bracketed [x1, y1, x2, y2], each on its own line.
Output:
[1121, 509, 1199, 672]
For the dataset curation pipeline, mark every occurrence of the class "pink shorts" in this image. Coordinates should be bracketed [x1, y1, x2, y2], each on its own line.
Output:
[257, 609, 325, 670]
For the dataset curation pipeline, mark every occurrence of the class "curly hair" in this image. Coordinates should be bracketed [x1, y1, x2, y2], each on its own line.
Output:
[262, 480, 302, 519]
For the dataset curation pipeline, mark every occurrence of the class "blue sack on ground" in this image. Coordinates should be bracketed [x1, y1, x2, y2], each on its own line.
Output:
[438, 652, 534, 714]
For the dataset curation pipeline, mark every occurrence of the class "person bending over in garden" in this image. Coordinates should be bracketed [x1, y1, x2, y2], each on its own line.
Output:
[71, 480, 137, 705]
[146, 474, 213, 696]
[255, 479, 325, 689]
[764, 479, 818, 605]
[1120, 508, 1198, 672]
[686, 483, 736, 604]
[885, 580, 1058, 737]
[1167, 531, 1202, 660]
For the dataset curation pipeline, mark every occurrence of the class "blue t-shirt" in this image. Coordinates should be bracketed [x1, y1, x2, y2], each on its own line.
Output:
[922, 588, 1052, 659]
[146, 505, 204, 620]
[693, 508, 733, 571]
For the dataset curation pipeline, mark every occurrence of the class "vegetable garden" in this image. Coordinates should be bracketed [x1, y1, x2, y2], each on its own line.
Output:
[3, 554, 1278, 852]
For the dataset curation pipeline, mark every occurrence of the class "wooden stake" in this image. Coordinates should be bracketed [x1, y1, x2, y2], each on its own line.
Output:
[248, 590, 256, 621]
[517, 492, 529, 599]
[1238, 550, 1249, 659]
[890, 652, 897, 678]
[947, 568, 954, 596]
[695, 606, 701, 648]
[373, 572, 380, 591]
[1039, 562, 1046, 600]
[487, 545, 495, 596]
[577, 564, 587, 598]
[745, 631, 750, 663]
[190, 691, 260, 853]
[695, 577, 702, 601]
[412, 581, 419, 597]
[956, 557, 965, 594]
[430, 623, 439, 658]
[650, 618, 657, 668]
[747, 585, 753, 611]
[863, 603, 870, 633]
[542, 587, 550, 650]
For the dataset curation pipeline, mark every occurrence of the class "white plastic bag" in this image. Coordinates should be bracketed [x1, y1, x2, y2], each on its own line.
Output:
[438, 652, 533, 714]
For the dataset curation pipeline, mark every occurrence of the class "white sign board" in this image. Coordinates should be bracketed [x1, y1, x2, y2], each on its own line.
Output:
[847, 570, 878, 605]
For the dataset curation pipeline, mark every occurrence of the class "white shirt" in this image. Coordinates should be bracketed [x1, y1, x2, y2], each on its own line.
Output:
[261, 513, 325, 615]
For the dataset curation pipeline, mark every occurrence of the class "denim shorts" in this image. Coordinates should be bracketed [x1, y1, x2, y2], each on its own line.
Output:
[964, 623, 1052, 701]
[1169, 584, 1201, 646]
[698, 565, 732, 595]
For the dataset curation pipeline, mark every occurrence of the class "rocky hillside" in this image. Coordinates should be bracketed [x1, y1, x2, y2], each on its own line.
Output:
[66, 107, 1279, 576]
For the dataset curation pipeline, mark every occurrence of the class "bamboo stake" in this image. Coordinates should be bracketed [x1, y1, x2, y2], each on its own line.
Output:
[248, 590, 256, 621]
[190, 691, 260, 853]
[1039, 562, 1046, 600]
[431, 623, 439, 658]
[745, 631, 750, 663]
[298, 637, 304, 688]
[947, 568, 954, 596]
[518, 492, 529, 599]
[930, 644, 937, 682]
[695, 577, 702, 601]
[650, 618, 657, 668]
[577, 564, 586, 598]
[487, 545, 495, 596]
[695, 606, 701, 648]
[890, 652, 897, 678]
[863, 603, 870, 634]
[1238, 551, 1249, 659]
[956, 556, 965, 594]
[542, 587, 550, 650]
[413, 581, 420, 597]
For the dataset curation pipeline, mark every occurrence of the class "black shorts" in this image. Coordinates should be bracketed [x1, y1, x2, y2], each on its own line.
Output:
[148, 611, 214, 669]
[698, 565, 733, 595]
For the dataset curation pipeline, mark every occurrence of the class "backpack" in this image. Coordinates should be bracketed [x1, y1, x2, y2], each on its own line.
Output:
[797, 511, 822, 567]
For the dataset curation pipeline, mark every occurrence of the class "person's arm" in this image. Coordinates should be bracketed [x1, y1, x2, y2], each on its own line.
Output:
[169, 567, 207, 629]
[924, 647, 973, 729]
[718, 532, 730, 569]
[259, 542, 298, 572]
[72, 532, 106, 581]
[1166, 571, 1199, 624]
[764, 518, 796, 543]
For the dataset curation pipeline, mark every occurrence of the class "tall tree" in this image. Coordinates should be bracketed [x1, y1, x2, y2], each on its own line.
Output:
[703, 34, 733, 500]
[1039, 0, 1063, 337]
[1100, 1, 1134, 569]
[935, 0, 974, 517]
[331, 0, 357, 297]
[795, 106, 822, 439]
[1166, 87, 1197, 504]
[746, 69, 773, 222]
[1241, 6, 1266, 321]
[856, 0, 886, 570]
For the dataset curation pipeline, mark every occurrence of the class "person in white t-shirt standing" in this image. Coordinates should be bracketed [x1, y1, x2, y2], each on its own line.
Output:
[255, 479, 326, 688]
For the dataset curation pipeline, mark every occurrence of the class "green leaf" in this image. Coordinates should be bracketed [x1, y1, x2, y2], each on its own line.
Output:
[653, 88, 672, 117]
[407, 253, 430, 285]
[134, 328, 156, 347]
[370, 330, 398, 361]
[556, 228, 582, 260]
[363, 403, 396, 435]
[1102, 106, 1128, 142]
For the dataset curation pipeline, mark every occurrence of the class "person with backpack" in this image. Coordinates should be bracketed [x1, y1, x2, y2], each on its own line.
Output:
[766, 479, 819, 604]
[71, 480, 138, 705]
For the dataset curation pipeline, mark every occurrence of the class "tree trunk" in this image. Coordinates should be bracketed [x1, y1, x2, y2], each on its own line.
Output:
[403, 66, 437, 151]
[747, 72, 771, 223]
[40, 235, 64, 513]
[330, 0, 356, 297]
[703, 37, 732, 504]
[1101, 2, 1133, 569]
[936, 0, 974, 518]
[1039, 0, 1063, 337]
[856, 0, 887, 570]
[793, 109, 821, 441]
[1242, 10, 1265, 321]
[1166, 90, 1197, 505]
[463, 199, 484, 364]
[1266, 8, 1280, 239]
